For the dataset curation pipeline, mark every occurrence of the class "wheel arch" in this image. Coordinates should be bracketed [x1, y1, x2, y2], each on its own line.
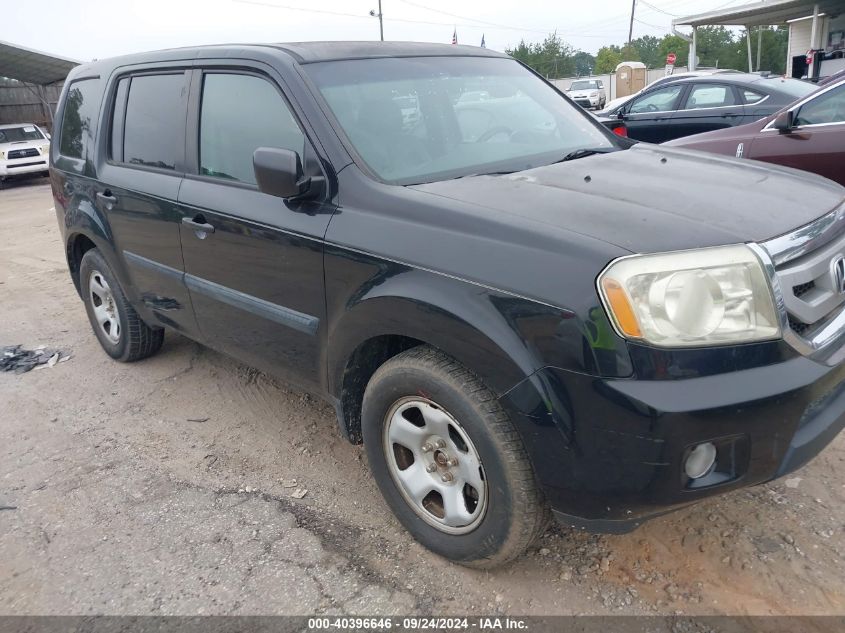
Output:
[328, 273, 545, 444]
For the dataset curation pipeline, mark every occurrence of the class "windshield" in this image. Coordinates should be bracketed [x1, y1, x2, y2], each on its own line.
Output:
[0, 125, 45, 144]
[570, 81, 598, 90]
[306, 56, 614, 185]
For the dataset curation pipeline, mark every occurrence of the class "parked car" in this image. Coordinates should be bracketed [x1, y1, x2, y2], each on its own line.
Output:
[0, 123, 50, 187]
[597, 73, 816, 143]
[598, 69, 741, 116]
[666, 77, 845, 185]
[52, 42, 845, 568]
[566, 79, 606, 110]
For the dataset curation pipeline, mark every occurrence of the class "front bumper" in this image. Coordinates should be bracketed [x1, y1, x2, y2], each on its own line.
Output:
[573, 97, 601, 108]
[500, 345, 845, 532]
[0, 158, 49, 177]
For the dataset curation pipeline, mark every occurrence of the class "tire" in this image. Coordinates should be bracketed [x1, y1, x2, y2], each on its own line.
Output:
[79, 248, 164, 362]
[362, 346, 549, 568]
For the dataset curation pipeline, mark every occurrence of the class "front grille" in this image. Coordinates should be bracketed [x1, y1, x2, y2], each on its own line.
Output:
[789, 316, 812, 336]
[772, 233, 845, 343]
[7, 160, 46, 169]
[7, 148, 39, 160]
[793, 281, 815, 299]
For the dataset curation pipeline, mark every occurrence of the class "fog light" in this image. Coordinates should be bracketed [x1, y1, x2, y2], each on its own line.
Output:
[684, 442, 717, 479]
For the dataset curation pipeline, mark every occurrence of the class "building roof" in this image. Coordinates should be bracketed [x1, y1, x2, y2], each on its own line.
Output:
[0, 40, 80, 84]
[674, 0, 845, 28]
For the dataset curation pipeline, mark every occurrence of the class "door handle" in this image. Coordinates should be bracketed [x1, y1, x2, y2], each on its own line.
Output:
[96, 190, 117, 209]
[182, 215, 216, 235]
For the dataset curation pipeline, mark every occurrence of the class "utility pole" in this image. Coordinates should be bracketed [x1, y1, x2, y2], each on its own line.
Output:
[627, 0, 636, 46]
[370, 0, 384, 41]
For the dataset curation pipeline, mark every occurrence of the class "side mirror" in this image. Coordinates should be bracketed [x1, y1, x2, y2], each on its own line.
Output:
[773, 111, 794, 133]
[253, 147, 309, 199]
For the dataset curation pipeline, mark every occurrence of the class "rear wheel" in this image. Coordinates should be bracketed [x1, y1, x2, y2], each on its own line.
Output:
[79, 248, 164, 362]
[362, 346, 548, 567]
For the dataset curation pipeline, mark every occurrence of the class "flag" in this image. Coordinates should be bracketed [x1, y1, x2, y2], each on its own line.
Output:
[452, 28, 457, 45]
[480, 34, 486, 48]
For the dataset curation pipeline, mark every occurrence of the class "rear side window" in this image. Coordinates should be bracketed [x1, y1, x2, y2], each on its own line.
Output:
[199, 73, 305, 185]
[122, 73, 186, 170]
[684, 84, 737, 109]
[59, 78, 100, 160]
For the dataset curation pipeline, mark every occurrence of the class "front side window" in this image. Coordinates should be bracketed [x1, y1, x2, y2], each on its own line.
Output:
[59, 78, 99, 160]
[629, 84, 684, 114]
[199, 73, 305, 184]
[0, 126, 44, 144]
[306, 56, 614, 185]
[684, 84, 737, 109]
[123, 73, 185, 170]
[794, 84, 845, 126]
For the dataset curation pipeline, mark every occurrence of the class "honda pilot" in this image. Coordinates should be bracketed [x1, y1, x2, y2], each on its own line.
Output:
[51, 42, 845, 567]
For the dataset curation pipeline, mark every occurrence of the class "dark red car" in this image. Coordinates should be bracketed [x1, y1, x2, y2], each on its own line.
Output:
[666, 77, 845, 185]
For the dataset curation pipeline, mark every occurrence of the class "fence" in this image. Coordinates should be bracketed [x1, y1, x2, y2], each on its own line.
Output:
[0, 78, 64, 131]
[551, 66, 690, 102]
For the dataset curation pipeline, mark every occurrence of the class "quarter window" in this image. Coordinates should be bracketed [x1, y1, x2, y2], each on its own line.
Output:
[794, 84, 845, 126]
[629, 85, 684, 114]
[743, 89, 766, 104]
[199, 73, 305, 185]
[59, 78, 100, 160]
[122, 73, 186, 170]
[684, 84, 737, 109]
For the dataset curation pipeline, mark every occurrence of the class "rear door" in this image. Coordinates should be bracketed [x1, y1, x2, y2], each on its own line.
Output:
[669, 83, 744, 140]
[748, 81, 845, 186]
[623, 83, 686, 143]
[97, 68, 200, 337]
[177, 64, 334, 390]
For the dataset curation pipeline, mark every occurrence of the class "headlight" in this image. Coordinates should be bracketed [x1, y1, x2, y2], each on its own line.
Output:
[40, 145, 49, 154]
[597, 245, 780, 347]
[591, 91, 599, 97]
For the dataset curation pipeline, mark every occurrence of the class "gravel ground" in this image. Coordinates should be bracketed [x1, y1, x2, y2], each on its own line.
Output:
[1, 179, 844, 616]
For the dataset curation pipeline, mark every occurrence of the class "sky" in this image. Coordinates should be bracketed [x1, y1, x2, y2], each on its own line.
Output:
[8, 0, 750, 61]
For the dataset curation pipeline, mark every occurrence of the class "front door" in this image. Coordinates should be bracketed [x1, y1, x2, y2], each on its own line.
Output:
[177, 68, 334, 390]
[623, 83, 685, 143]
[748, 82, 845, 186]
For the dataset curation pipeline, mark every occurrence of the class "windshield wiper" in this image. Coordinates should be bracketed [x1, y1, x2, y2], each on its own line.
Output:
[555, 147, 617, 163]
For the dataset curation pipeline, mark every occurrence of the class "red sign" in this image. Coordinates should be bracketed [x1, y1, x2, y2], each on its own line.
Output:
[666, 52, 677, 65]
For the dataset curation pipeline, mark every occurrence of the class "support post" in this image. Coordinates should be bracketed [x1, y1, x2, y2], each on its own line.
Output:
[747, 26, 754, 72]
[690, 27, 697, 71]
[757, 25, 763, 71]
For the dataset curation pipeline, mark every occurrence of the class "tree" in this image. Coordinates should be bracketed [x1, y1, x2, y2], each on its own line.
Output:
[658, 35, 689, 68]
[631, 35, 662, 68]
[594, 46, 622, 74]
[573, 51, 596, 76]
[505, 33, 576, 79]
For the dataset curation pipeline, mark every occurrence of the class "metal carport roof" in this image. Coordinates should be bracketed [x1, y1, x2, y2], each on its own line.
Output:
[0, 40, 79, 85]
[674, 0, 845, 28]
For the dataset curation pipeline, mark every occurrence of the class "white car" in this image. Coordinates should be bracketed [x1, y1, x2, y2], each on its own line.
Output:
[0, 123, 51, 187]
[566, 79, 606, 110]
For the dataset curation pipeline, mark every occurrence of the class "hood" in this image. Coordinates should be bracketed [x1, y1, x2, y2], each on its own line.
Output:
[568, 90, 596, 97]
[410, 143, 845, 255]
[0, 139, 49, 151]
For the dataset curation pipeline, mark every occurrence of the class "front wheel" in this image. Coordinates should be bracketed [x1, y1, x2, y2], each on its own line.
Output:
[362, 346, 548, 567]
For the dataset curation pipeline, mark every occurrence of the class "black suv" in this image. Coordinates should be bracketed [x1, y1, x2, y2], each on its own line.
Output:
[51, 42, 845, 567]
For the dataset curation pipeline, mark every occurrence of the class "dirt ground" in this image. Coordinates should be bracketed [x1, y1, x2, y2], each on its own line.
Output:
[1, 179, 844, 616]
